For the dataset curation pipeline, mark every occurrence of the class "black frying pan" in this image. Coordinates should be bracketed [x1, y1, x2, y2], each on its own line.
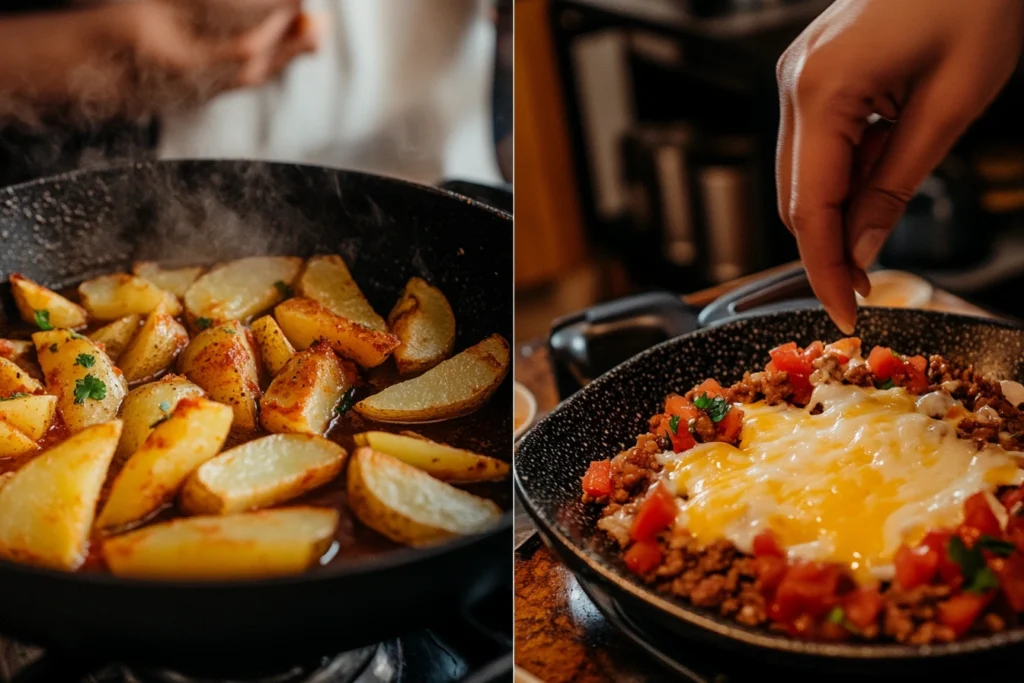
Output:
[0, 159, 512, 671]
[516, 307, 1024, 674]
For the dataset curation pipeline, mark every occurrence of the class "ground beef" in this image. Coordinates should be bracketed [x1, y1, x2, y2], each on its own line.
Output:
[810, 354, 844, 385]
[690, 413, 717, 443]
[607, 436, 661, 504]
[843, 363, 873, 386]
[727, 370, 792, 405]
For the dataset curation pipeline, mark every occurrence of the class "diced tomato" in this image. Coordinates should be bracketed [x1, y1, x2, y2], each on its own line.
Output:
[664, 394, 693, 418]
[937, 592, 993, 637]
[771, 562, 845, 620]
[692, 378, 726, 399]
[624, 539, 663, 575]
[921, 530, 962, 588]
[754, 555, 789, 595]
[963, 492, 1002, 539]
[789, 374, 814, 405]
[825, 337, 861, 361]
[765, 361, 778, 373]
[1007, 516, 1024, 554]
[670, 428, 696, 453]
[630, 483, 677, 542]
[995, 551, 1024, 612]
[903, 363, 930, 394]
[894, 542, 940, 589]
[1001, 487, 1024, 514]
[866, 346, 904, 380]
[843, 587, 884, 630]
[581, 459, 613, 498]
[753, 530, 785, 558]
[716, 406, 744, 442]
[769, 342, 816, 377]
[907, 355, 928, 373]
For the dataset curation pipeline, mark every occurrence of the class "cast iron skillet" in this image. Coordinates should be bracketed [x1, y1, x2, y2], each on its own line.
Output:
[0, 159, 512, 671]
[516, 307, 1024, 673]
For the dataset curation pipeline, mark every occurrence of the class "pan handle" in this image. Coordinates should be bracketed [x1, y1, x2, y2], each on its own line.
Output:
[438, 179, 513, 215]
[697, 263, 819, 327]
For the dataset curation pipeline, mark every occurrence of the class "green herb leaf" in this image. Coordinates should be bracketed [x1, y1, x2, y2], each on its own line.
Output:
[879, 378, 894, 390]
[34, 309, 52, 331]
[73, 374, 106, 405]
[196, 317, 213, 330]
[967, 567, 1000, 594]
[950, 535, 1004, 594]
[0, 393, 30, 402]
[223, 328, 236, 335]
[74, 353, 95, 369]
[826, 606, 845, 625]
[48, 344, 58, 354]
[274, 280, 294, 298]
[693, 392, 730, 423]
[668, 415, 680, 435]
[335, 387, 357, 416]
[977, 535, 1017, 557]
[158, 401, 171, 413]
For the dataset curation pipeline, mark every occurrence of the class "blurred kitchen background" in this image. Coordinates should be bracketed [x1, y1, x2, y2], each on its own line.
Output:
[515, 0, 1024, 342]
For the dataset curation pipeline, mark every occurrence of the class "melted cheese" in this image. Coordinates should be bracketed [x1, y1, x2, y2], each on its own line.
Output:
[657, 383, 1024, 583]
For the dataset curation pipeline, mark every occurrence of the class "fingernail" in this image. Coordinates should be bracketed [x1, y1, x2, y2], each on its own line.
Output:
[852, 230, 887, 270]
[826, 305, 856, 336]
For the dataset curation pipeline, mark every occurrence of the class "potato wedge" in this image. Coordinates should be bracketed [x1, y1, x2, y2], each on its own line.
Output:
[251, 315, 295, 376]
[88, 315, 140, 361]
[354, 334, 509, 423]
[117, 304, 189, 384]
[181, 434, 346, 514]
[0, 420, 37, 458]
[260, 342, 352, 436]
[9, 273, 88, 329]
[347, 448, 502, 546]
[117, 375, 205, 462]
[177, 321, 261, 430]
[0, 421, 121, 570]
[275, 298, 400, 368]
[388, 277, 456, 374]
[0, 394, 56, 441]
[79, 274, 181, 321]
[183, 256, 302, 326]
[132, 262, 204, 298]
[0, 356, 43, 396]
[297, 255, 388, 332]
[0, 339, 34, 367]
[33, 330, 127, 433]
[353, 431, 509, 483]
[96, 397, 233, 531]
[102, 507, 338, 580]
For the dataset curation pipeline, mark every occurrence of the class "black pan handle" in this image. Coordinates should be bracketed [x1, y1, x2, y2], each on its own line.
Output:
[438, 180, 513, 216]
[697, 264, 819, 327]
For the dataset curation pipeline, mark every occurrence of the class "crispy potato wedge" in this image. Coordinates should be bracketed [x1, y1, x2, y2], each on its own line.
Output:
[297, 255, 388, 332]
[117, 304, 189, 384]
[354, 334, 509, 423]
[9, 273, 88, 329]
[96, 397, 233, 531]
[347, 448, 502, 546]
[88, 315, 140, 361]
[132, 262, 204, 298]
[102, 507, 338, 580]
[183, 256, 302, 326]
[260, 342, 352, 436]
[0, 421, 121, 570]
[251, 315, 295, 376]
[33, 330, 127, 433]
[0, 356, 43, 396]
[0, 420, 37, 458]
[177, 322, 261, 430]
[0, 394, 56, 441]
[388, 277, 456, 374]
[353, 431, 509, 483]
[181, 434, 346, 515]
[117, 375, 205, 462]
[275, 298, 400, 368]
[79, 274, 181, 321]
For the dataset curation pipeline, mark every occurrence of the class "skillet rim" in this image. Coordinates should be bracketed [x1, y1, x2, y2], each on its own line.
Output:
[0, 158, 513, 589]
[514, 306, 1024, 660]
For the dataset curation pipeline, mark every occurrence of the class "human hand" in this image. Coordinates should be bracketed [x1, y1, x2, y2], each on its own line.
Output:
[775, 0, 1024, 333]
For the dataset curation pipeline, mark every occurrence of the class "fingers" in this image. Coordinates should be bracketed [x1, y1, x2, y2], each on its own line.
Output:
[775, 62, 795, 232]
[210, 8, 317, 88]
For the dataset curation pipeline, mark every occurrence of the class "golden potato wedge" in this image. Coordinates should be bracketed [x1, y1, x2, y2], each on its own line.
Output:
[0, 356, 43, 396]
[117, 375, 205, 462]
[33, 330, 127, 433]
[183, 256, 302, 326]
[353, 431, 509, 483]
[78, 274, 181, 321]
[9, 273, 88, 329]
[96, 397, 233, 531]
[0, 421, 121, 570]
[0, 394, 56, 441]
[347, 448, 502, 546]
[354, 334, 509, 423]
[88, 315, 140, 361]
[251, 315, 295, 376]
[297, 255, 388, 332]
[102, 507, 338, 580]
[181, 434, 346, 515]
[0, 339, 34, 367]
[0, 420, 37, 458]
[260, 342, 352, 436]
[388, 277, 456, 374]
[117, 304, 189, 384]
[275, 298, 399, 368]
[132, 261, 204, 298]
[177, 321, 261, 430]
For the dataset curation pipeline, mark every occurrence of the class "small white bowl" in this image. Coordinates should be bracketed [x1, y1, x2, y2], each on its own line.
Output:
[514, 381, 537, 441]
[856, 270, 933, 310]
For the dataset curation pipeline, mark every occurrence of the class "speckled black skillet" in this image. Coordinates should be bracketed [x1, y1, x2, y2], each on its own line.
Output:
[515, 307, 1024, 671]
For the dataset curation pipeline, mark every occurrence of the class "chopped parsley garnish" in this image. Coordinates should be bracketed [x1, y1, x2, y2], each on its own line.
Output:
[196, 317, 213, 330]
[48, 344, 58, 354]
[668, 415, 680, 435]
[73, 374, 106, 405]
[223, 328, 236, 335]
[969, 567, 1000, 593]
[74, 353, 95, 369]
[274, 280, 294, 298]
[977, 535, 1017, 557]
[826, 606, 845, 625]
[949, 535, 1006, 594]
[335, 387, 357, 416]
[693, 392, 731, 423]
[34, 309, 52, 331]
[879, 378, 894, 390]
[0, 393, 30, 402]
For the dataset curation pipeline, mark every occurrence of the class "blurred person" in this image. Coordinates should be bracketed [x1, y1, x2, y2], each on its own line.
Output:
[775, 0, 1024, 333]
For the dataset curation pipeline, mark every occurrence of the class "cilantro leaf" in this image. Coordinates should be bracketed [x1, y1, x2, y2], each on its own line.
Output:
[0, 393, 30, 402]
[826, 606, 845, 625]
[335, 387, 357, 416]
[668, 415, 680, 435]
[34, 309, 52, 331]
[977, 535, 1017, 557]
[693, 392, 730, 423]
[74, 353, 95, 369]
[274, 280, 294, 298]
[967, 567, 1000, 594]
[73, 375, 106, 405]
[196, 317, 213, 330]
[879, 379, 894, 390]
[950, 535, 1005, 594]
